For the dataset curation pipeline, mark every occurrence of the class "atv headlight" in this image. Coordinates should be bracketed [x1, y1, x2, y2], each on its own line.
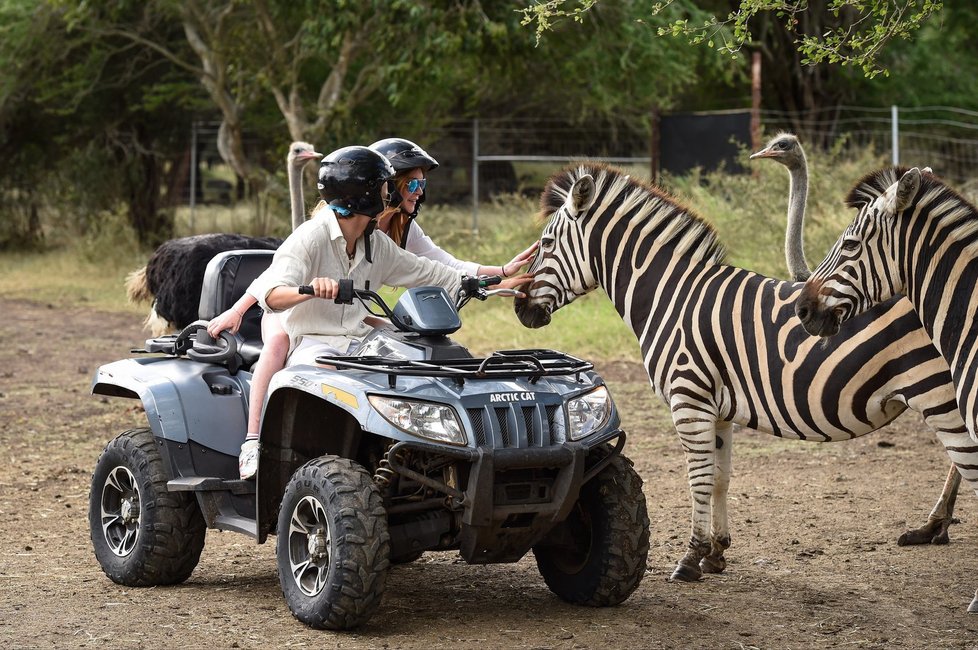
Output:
[566, 386, 612, 441]
[368, 396, 466, 445]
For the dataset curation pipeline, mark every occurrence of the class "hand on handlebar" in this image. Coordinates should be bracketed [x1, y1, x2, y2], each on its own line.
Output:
[299, 277, 341, 299]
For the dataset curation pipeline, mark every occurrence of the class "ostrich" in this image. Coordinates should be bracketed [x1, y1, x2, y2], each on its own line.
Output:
[127, 141, 321, 335]
[749, 132, 811, 281]
[287, 141, 322, 230]
[751, 133, 963, 546]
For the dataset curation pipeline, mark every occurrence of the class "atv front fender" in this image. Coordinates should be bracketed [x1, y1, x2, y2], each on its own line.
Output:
[91, 357, 251, 456]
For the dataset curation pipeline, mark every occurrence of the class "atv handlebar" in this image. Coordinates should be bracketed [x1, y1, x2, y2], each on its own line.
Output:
[297, 275, 503, 311]
[298, 278, 356, 303]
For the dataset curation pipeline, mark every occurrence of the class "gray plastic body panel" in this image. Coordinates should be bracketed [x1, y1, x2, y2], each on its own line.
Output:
[92, 357, 252, 455]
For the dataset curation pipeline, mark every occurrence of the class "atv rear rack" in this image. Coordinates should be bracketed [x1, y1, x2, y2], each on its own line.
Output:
[317, 349, 593, 388]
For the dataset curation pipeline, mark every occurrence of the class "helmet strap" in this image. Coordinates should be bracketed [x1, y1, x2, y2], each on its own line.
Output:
[399, 216, 417, 248]
[363, 218, 377, 263]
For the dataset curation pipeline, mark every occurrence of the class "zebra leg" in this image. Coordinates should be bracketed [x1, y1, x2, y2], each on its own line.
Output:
[969, 589, 978, 613]
[898, 465, 960, 546]
[701, 422, 733, 574]
[671, 410, 717, 582]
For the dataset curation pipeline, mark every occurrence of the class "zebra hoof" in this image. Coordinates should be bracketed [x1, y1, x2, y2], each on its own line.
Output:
[700, 554, 726, 574]
[670, 563, 702, 582]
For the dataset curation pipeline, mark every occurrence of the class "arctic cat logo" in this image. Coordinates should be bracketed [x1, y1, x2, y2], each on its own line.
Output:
[489, 392, 535, 403]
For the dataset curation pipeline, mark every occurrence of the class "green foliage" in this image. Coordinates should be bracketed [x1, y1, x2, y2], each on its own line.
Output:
[0, 151, 928, 360]
[524, 0, 943, 77]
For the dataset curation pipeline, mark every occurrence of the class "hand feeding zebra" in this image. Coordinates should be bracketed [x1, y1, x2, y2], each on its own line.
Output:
[795, 166, 978, 612]
[513, 162, 978, 582]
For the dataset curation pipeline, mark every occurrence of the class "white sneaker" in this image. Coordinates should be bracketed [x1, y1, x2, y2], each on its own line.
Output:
[239, 439, 260, 480]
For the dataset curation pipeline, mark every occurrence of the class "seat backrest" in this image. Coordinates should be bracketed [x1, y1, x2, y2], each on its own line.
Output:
[198, 249, 275, 345]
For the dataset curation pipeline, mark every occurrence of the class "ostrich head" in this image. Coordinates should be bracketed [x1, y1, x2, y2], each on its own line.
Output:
[288, 141, 322, 171]
[750, 132, 805, 171]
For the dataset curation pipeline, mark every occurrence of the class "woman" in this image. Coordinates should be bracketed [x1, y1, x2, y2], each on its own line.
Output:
[209, 139, 536, 479]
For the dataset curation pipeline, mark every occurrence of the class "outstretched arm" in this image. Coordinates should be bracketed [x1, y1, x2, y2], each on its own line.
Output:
[478, 240, 539, 277]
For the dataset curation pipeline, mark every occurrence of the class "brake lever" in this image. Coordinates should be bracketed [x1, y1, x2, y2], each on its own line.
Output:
[485, 288, 523, 298]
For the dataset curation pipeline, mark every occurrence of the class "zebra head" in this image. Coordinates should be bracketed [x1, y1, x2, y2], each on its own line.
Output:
[514, 170, 599, 328]
[796, 167, 922, 337]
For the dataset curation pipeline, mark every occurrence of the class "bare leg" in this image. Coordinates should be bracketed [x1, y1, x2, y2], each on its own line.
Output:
[898, 465, 960, 546]
[247, 314, 290, 434]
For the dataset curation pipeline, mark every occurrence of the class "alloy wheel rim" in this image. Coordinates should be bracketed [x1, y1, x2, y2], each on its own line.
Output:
[288, 495, 332, 597]
[100, 466, 141, 557]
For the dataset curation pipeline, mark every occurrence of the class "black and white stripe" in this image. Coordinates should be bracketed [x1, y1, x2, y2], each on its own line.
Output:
[514, 163, 978, 582]
[798, 166, 978, 612]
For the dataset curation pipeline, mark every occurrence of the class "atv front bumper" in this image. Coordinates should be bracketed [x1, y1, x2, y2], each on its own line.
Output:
[385, 428, 626, 563]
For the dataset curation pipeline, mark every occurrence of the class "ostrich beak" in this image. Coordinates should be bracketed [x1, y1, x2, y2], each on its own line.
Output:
[749, 147, 776, 160]
[298, 151, 322, 162]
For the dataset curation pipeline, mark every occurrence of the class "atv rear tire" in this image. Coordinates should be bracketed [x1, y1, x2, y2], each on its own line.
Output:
[277, 456, 390, 630]
[89, 427, 206, 586]
[533, 452, 649, 606]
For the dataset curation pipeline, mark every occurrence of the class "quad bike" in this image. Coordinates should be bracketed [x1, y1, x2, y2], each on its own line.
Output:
[89, 249, 650, 630]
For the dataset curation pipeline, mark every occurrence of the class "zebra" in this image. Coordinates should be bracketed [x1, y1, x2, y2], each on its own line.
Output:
[513, 162, 978, 583]
[795, 166, 978, 612]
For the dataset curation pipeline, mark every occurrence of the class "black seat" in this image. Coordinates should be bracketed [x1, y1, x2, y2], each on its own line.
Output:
[198, 249, 276, 369]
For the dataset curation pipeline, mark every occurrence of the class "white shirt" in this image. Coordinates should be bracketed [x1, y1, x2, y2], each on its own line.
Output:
[251, 208, 463, 355]
[404, 221, 480, 276]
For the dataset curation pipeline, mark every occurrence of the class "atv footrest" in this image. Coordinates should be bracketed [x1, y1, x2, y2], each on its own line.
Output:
[167, 476, 256, 495]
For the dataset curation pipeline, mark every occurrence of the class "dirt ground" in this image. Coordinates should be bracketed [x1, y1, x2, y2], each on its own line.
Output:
[1, 297, 977, 649]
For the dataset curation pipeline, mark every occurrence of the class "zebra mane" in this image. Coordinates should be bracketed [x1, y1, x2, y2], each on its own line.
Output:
[844, 166, 914, 208]
[540, 162, 727, 265]
[848, 167, 978, 249]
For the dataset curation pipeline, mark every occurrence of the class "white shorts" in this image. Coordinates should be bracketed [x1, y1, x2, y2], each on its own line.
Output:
[287, 336, 359, 367]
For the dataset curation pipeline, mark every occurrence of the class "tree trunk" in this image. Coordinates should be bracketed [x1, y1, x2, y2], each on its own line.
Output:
[128, 151, 173, 247]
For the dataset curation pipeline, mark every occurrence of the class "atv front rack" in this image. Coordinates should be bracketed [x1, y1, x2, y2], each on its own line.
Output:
[317, 349, 593, 388]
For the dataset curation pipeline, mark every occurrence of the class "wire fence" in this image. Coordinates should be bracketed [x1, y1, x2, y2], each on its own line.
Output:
[178, 106, 978, 230]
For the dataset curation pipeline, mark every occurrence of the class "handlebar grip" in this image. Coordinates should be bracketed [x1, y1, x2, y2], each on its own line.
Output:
[335, 278, 354, 304]
[298, 285, 314, 295]
[481, 275, 502, 287]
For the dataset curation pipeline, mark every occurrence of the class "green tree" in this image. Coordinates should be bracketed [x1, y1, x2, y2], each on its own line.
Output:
[0, 0, 201, 246]
[523, 0, 943, 77]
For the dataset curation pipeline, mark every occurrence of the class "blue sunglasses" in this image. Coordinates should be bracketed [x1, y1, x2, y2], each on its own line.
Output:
[406, 178, 427, 193]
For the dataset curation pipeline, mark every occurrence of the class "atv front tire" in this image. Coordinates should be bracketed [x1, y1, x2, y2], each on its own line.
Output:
[89, 427, 206, 586]
[533, 452, 649, 606]
[277, 456, 390, 630]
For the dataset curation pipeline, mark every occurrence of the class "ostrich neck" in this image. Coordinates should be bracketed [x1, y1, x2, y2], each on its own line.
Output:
[288, 163, 305, 231]
[785, 159, 810, 281]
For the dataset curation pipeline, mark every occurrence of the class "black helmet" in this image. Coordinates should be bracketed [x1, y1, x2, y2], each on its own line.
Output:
[317, 146, 395, 217]
[369, 138, 439, 172]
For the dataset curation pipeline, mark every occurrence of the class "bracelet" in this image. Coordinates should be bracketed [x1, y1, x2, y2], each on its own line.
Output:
[233, 308, 245, 318]
[502, 263, 510, 277]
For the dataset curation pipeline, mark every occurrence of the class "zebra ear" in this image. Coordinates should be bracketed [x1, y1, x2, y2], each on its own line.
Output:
[880, 168, 921, 215]
[568, 175, 596, 219]
[895, 168, 921, 212]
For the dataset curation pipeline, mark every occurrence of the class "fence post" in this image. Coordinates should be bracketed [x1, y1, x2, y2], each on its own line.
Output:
[471, 118, 479, 234]
[189, 120, 198, 232]
[891, 105, 899, 165]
